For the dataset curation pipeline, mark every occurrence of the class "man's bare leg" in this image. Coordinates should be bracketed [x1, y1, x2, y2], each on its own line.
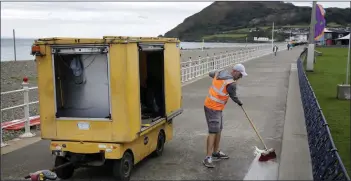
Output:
[203, 133, 216, 168]
[206, 133, 216, 156]
[212, 131, 229, 159]
[213, 132, 221, 153]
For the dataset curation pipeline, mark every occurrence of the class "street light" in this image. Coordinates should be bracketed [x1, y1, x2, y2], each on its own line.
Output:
[346, 1, 351, 85]
[336, 1, 351, 100]
[306, 1, 317, 72]
[346, 30, 351, 85]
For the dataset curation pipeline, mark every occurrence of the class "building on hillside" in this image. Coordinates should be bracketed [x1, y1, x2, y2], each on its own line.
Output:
[253, 37, 270, 42]
[288, 34, 308, 43]
[324, 28, 350, 46]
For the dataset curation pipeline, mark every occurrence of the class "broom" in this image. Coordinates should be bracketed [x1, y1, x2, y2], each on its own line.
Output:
[240, 106, 277, 162]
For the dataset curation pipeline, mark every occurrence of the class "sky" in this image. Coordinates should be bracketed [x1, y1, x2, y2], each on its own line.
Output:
[1, 1, 350, 39]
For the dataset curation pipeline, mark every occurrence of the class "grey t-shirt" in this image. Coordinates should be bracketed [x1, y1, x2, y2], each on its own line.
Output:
[209, 70, 242, 105]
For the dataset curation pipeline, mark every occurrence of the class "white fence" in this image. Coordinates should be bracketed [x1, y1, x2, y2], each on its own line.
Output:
[180, 44, 279, 83]
[0, 44, 287, 147]
[1, 81, 38, 147]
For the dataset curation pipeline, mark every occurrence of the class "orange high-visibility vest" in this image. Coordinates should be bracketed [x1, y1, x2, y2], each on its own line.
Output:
[204, 73, 235, 111]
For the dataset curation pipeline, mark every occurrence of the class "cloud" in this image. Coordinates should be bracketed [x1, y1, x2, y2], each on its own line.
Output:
[1, 2, 349, 38]
[1, 2, 212, 38]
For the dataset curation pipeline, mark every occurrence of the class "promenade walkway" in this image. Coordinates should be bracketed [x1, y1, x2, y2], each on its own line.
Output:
[1, 47, 312, 180]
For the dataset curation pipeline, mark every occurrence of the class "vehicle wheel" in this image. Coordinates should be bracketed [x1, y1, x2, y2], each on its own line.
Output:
[54, 156, 74, 180]
[151, 131, 165, 157]
[113, 152, 133, 181]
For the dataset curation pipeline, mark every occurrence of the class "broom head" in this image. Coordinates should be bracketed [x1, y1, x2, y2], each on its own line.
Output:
[258, 148, 277, 162]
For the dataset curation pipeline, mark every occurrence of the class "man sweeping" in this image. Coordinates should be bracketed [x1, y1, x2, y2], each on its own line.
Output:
[203, 63, 248, 168]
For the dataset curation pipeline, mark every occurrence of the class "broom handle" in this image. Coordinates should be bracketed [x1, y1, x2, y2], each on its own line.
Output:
[241, 106, 268, 150]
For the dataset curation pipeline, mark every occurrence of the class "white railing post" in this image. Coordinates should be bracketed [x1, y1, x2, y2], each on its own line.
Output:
[213, 53, 217, 70]
[1, 127, 7, 147]
[19, 77, 35, 138]
[206, 54, 209, 73]
[198, 56, 201, 77]
[0, 99, 7, 147]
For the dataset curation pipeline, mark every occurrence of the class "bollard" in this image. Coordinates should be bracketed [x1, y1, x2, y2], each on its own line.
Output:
[19, 77, 36, 138]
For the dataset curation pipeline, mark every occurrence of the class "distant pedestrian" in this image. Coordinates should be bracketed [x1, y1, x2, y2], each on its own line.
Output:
[287, 43, 290, 51]
[273, 45, 278, 56]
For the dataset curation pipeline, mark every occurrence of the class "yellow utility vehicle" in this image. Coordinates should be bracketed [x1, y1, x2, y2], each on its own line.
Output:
[31, 36, 183, 180]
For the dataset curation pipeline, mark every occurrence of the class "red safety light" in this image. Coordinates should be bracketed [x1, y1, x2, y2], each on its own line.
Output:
[23, 77, 28, 83]
[31, 45, 41, 56]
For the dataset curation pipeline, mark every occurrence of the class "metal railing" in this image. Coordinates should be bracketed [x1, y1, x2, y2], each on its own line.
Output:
[297, 49, 350, 180]
[181, 44, 282, 83]
[1, 80, 37, 147]
[1, 44, 285, 147]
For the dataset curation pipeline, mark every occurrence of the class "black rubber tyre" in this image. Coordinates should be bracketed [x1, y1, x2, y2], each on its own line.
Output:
[113, 152, 133, 181]
[54, 156, 74, 180]
[151, 131, 165, 157]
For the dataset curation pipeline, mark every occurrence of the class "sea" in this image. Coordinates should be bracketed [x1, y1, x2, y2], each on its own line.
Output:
[1, 38, 258, 62]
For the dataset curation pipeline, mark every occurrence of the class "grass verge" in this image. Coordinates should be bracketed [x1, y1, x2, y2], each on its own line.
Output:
[306, 47, 350, 176]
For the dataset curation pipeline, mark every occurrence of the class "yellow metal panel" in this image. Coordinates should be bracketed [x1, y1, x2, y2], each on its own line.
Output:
[34, 36, 180, 45]
[164, 121, 174, 142]
[35, 38, 106, 45]
[164, 43, 182, 116]
[51, 124, 169, 163]
[103, 36, 180, 43]
[123, 124, 161, 164]
[36, 45, 57, 139]
[109, 44, 130, 142]
[50, 124, 165, 163]
[56, 121, 112, 141]
[109, 43, 140, 142]
[125, 43, 142, 140]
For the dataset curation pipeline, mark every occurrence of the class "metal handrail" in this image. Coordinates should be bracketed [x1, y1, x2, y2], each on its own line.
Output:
[297, 49, 350, 180]
[1, 82, 37, 147]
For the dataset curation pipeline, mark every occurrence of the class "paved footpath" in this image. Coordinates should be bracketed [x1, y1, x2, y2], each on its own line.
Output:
[1, 47, 304, 180]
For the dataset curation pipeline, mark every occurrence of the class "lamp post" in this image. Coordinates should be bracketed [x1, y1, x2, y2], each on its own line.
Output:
[346, 1, 351, 85]
[306, 1, 317, 72]
[272, 22, 274, 50]
[13, 29, 17, 61]
[336, 1, 351, 100]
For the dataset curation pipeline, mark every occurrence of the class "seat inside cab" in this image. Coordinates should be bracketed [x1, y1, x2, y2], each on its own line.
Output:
[138, 44, 166, 128]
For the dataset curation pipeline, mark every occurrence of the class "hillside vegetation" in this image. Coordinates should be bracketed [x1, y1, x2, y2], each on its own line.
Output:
[164, 1, 351, 42]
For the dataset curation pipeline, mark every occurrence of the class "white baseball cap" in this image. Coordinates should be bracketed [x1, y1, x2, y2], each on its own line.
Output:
[233, 63, 248, 76]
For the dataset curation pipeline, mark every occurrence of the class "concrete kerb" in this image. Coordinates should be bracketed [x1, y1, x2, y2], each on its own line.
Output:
[1, 135, 42, 155]
[277, 63, 313, 180]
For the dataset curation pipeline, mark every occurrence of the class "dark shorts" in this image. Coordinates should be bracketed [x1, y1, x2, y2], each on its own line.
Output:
[204, 106, 223, 134]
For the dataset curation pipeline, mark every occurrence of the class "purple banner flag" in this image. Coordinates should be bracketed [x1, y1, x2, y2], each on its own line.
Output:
[314, 4, 326, 45]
